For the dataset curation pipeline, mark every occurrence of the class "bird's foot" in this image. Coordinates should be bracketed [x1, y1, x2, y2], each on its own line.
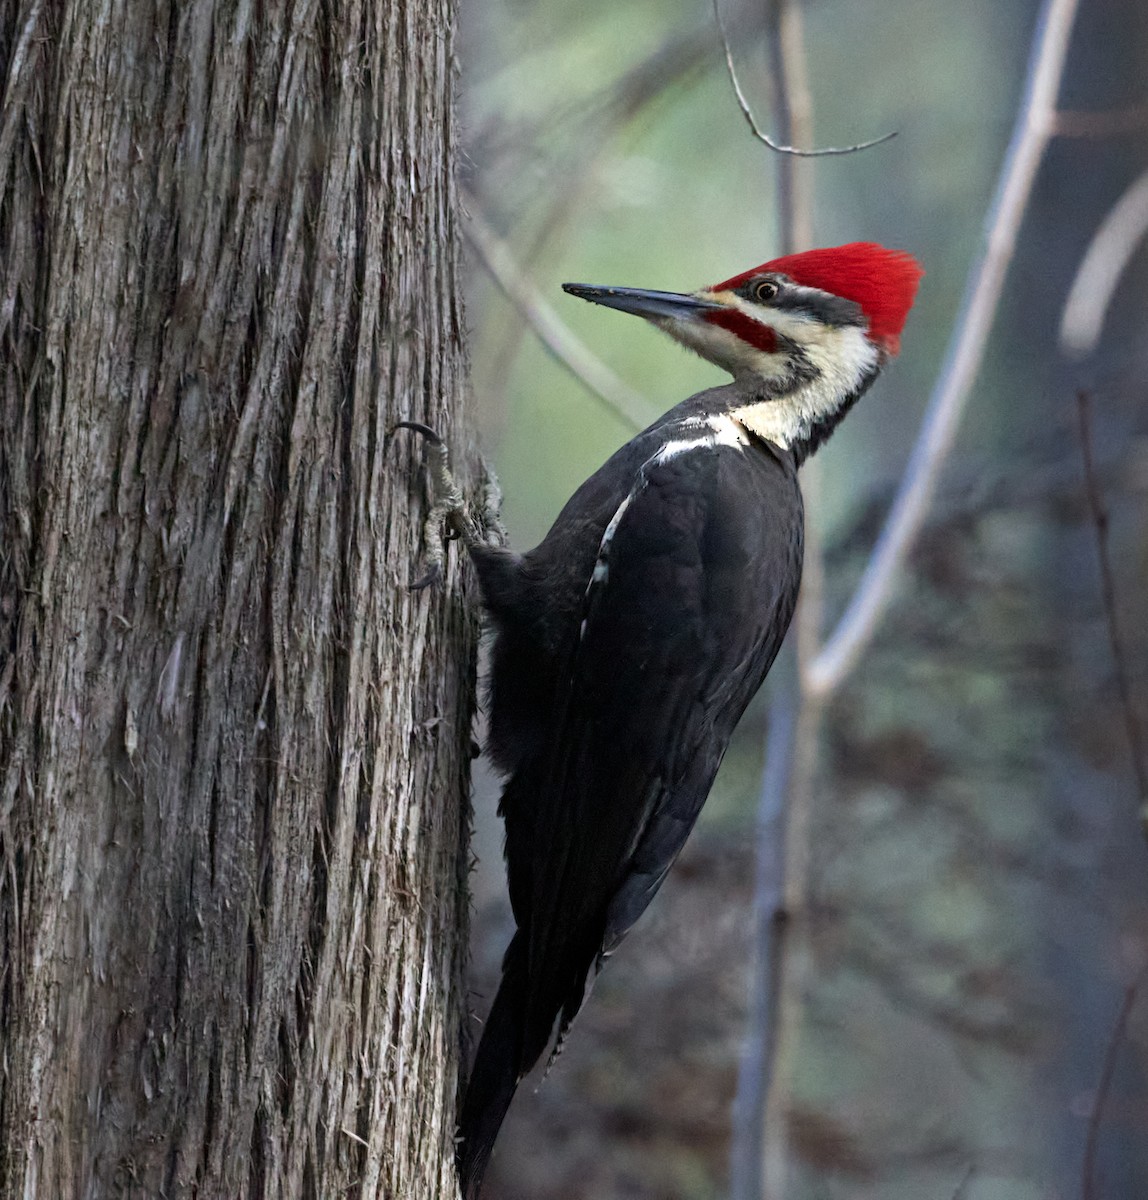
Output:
[392, 421, 507, 589]
[474, 461, 508, 552]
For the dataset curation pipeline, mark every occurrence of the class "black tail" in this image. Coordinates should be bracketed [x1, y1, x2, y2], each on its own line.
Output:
[457, 936, 529, 1200]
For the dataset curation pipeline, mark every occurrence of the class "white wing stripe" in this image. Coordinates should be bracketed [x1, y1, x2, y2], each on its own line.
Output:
[580, 420, 747, 639]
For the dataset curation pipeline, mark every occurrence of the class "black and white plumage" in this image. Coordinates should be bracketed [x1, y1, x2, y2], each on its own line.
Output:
[450, 243, 923, 1197]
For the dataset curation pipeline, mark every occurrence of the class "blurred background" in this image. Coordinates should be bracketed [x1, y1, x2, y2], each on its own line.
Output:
[455, 0, 1148, 1196]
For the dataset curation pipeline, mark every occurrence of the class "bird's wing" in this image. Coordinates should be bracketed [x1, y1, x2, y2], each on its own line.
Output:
[515, 438, 801, 1063]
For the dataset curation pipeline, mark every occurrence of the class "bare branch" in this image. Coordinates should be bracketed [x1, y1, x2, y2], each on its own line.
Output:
[462, 194, 658, 433]
[712, 0, 896, 157]
[1074, 392, 1148, 824]
[762, 0, 814, 255]
[806, 0, 1083, 697]
[1059, 167, 1148, 358]
[730, 679, 797, 1200]
[764, 0, 821, 673]
[730, 5, 821, 1196]
[1082, 968, 1146, 1200]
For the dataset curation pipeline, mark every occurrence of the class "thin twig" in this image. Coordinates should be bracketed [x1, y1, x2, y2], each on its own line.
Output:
[1059, 167, 1148, 358]
[462, 194, 657, 433]
[1074, 392, 1148, 822]
[806, 0, 1083, 696]
[712, 0, 896, 157]
[1082, 967, 1146, 1200]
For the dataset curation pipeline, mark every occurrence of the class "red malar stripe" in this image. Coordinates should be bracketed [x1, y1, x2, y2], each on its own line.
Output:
[704, 309, 777, 353]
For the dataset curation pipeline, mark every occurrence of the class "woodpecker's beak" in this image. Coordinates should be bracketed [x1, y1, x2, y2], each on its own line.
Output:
[563, 283, 721, 322]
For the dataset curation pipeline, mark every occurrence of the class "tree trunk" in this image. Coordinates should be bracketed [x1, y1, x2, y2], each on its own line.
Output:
[0, 2, 474, 1197]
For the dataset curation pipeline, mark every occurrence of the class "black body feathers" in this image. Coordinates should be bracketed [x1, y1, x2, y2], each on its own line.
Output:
[458, 385, 804, 1198]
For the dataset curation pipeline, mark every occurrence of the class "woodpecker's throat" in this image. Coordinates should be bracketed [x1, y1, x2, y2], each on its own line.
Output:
[667, 312, 882, 463]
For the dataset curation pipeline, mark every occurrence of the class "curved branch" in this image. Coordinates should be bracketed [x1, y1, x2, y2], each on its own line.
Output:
[1059, 166, 1148, 358]
[805, 0, 1082, 697]
[712, 0, 896, 157]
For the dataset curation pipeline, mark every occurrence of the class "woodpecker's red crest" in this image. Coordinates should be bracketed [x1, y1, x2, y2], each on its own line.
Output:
[711, 241, 924, 355]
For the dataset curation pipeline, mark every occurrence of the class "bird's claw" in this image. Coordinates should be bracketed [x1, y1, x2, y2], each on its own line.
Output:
[392, 421, 507, 589]
[392, 420, 443, 446]
[410, 563, 444, 592]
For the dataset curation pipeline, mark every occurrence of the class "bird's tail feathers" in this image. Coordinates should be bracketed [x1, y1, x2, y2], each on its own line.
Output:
[541, 958, 595, 1079]
[458, 927, 603, 1195]
[457, 935, 530, 1200]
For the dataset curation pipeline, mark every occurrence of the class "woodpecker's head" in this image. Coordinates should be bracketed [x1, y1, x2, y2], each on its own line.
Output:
[564, 242, 923, 460]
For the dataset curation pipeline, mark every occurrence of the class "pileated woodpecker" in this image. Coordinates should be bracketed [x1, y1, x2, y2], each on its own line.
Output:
[408, 242, 922, 1198]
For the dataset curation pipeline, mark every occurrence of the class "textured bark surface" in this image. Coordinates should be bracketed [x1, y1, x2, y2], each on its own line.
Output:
[0, 1, 474, 1197]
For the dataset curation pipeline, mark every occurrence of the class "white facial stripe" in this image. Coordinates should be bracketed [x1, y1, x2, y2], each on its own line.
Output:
[665, 288, 878, 393]
[712, 291, 869, 360]
[729, 324, 879, 450]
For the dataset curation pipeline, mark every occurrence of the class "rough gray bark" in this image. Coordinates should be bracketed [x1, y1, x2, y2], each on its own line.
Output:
[0, 2, 474, 1197]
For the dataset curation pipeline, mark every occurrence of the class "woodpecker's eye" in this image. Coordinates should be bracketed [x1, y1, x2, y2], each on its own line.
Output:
[753, 280, 779, 303]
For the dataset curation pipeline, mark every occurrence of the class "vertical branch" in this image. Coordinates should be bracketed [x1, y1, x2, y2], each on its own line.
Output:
[730, 678, 797, 1200]
[762, 7, 830, 1199]
[762, 0, 814, 256]
[729, 3, 823, 1198]
[762, 0, 823, 701]
[760, 688, 824, 1197]
[1074, 392, 1148, 830]
[1081, 969, 1146, 1200]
